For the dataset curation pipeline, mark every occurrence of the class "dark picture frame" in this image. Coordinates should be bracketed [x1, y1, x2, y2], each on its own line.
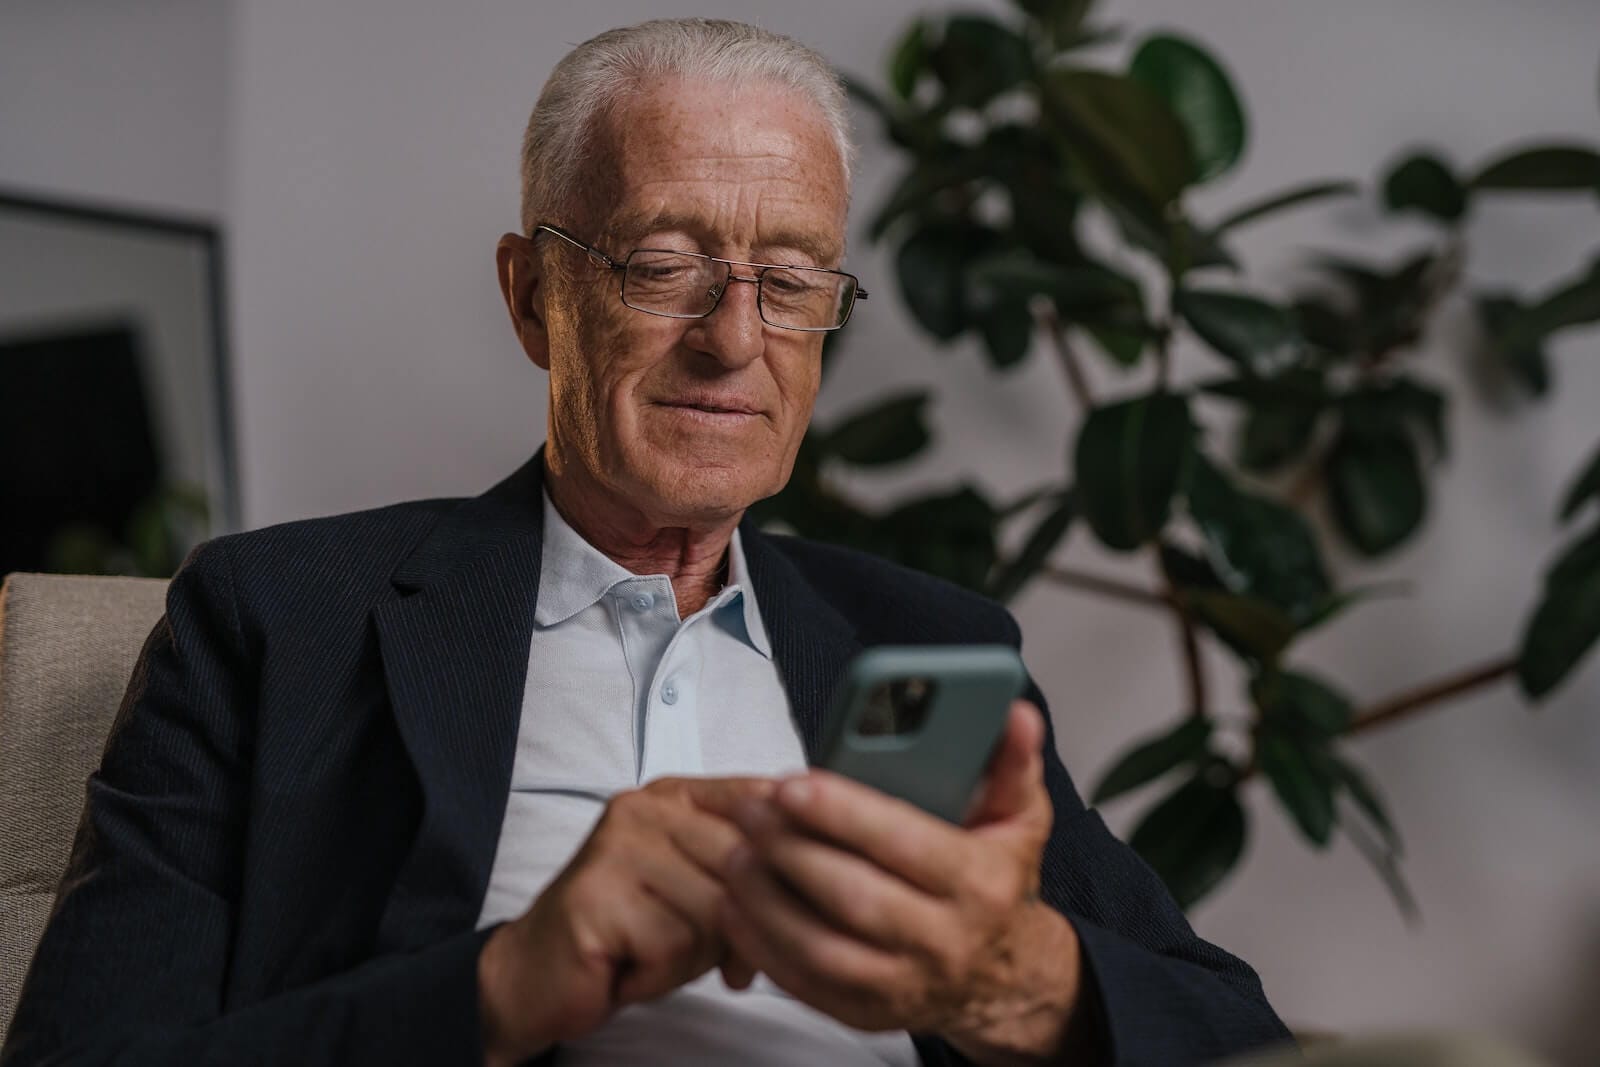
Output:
[0, 187, 238, 572]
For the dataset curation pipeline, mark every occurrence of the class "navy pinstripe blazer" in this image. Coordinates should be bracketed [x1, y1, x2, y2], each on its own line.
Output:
[3, 456, 1292, 1066]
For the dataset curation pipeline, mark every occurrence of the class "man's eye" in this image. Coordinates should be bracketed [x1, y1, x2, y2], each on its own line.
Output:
[765, 273, 815, 296]
[635, 264, 688, 280]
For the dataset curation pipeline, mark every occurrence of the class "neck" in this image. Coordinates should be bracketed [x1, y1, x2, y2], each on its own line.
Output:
[544, 455, 740, 618]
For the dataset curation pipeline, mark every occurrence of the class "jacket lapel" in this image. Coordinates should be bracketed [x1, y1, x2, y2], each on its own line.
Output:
[371, 457, 547, 950]
[741, 525, 863, 763]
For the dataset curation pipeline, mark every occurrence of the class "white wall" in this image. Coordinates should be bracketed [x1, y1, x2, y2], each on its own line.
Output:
[0, 0, 231, 217]
[7, 1, 1600, 1061]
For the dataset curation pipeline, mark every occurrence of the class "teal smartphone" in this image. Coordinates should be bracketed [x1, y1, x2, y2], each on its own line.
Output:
[816, 645, 1027, 824]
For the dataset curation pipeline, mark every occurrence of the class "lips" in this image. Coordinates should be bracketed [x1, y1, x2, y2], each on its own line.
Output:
[656, 395, 762, 416]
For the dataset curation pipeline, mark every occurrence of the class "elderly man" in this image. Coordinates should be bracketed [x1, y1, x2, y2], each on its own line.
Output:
[3, 18, 1290, 1067]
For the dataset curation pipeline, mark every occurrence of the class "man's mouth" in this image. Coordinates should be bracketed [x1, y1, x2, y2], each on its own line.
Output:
[659, 397, 762, 417]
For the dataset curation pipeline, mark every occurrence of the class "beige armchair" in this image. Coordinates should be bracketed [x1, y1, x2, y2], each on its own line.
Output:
[0, 572, 169, 1041]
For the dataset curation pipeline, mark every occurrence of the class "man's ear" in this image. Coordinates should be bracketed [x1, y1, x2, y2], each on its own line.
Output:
[497, 232, 551, 371]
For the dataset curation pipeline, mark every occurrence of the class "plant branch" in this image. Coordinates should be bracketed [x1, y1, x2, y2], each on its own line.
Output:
[1173, 595, 1209, 716]
[1039, 304, 1095, 409]
[1238, 654, 1518, 784]
[1285, 456, 1324, 508]
[1346, 655, 1518, 736]
[1037, 564, 1171, 608]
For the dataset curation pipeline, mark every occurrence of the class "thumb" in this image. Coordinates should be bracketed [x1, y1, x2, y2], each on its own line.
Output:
[963, 700, 1046, 828]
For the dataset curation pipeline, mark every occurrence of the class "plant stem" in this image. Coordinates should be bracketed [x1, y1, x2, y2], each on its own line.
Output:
[1037, 564, 1171, 608]
[1238, 654, 1518, 784]
[1040, 304, 1094, 409]
[1174, 597, 1209, 716]
[1286, 457, 1323, 507]
[1346, 655, 1518, 736]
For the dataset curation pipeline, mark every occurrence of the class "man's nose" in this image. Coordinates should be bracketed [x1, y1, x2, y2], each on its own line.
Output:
[688, 275, 765, 367]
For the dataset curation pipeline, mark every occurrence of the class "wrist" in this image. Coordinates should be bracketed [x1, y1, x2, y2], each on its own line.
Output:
[479, 922, 552, 1067]
[943, 903, 1097, 1066]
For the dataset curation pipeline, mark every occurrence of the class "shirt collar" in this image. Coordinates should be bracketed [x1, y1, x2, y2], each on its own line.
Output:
[534, 491, 773, 660]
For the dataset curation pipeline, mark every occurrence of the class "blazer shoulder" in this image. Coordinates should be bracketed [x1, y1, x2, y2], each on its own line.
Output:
[184, 497, 462, 613]
[765, 533, 1020, 646]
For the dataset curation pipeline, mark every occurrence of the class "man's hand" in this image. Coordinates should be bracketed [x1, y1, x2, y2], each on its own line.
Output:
[477, 776, 768, 1067]
[717, 700, 1098, 1065]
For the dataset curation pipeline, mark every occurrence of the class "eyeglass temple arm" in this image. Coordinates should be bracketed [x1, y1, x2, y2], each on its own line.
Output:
[534, 223, 622, 269]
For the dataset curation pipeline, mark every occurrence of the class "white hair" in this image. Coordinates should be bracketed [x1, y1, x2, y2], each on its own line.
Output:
[519, 18, 854, 236]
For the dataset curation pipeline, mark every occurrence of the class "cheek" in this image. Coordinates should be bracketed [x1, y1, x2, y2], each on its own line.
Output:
[773, 346, 824, 437]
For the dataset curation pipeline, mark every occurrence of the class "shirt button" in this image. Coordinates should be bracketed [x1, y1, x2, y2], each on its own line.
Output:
[661, 681, 679, 705]
[629, 592, 655, 613]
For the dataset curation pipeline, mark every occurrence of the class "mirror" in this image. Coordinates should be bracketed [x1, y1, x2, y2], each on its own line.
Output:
[0, 189, 236, 577]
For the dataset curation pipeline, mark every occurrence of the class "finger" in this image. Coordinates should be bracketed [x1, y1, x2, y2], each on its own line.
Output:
[661, 803, 751, 885]
[718, 953, 758, 991]
[632, 836, 733, 941]
[964, 700, 1048, 828]
[611, 881, 714, 1005]
[720, 848, 906, 1028]
[665, 775, 777, 820]
[768, 770, 974, 897]
[734, 800, 944, 951]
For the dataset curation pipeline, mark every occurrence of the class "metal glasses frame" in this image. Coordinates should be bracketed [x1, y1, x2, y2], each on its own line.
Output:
[533, 222, 867, 332]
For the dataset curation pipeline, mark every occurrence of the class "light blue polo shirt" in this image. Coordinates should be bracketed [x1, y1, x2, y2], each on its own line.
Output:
[476, 492, 916, 1066]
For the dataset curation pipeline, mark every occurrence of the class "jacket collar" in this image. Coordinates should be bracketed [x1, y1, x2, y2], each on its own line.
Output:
[373, 454, 549, 949]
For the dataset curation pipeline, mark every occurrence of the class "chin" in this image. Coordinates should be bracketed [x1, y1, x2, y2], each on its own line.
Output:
[635, 455, 775, 522]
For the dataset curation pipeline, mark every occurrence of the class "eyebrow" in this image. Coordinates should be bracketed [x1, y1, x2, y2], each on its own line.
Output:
[606, 210, 844, 267]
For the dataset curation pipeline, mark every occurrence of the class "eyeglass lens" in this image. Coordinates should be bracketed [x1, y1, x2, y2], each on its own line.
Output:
[621, 250, 856, 330]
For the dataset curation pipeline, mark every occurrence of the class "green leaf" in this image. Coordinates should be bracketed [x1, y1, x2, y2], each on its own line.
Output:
[1518, 524, 1600, 699]
[823, 392, 932, 466]
[1477, 293, 1552, 397]
[1237, 405, 1318, 473]
[1087, 324, 1147, 366]
[1014, 0, 1097, 48]
[1186, 458, 1332, 625]
[1470, 144, 1600, 191]
[1103, 199, 1238, 274]
[1293, 295, 1358, 356]
[1042, 69, 1197, 210]
[1092, 717, 1213, 804]
[1326, 429, 1427, 556]
[1128, 33, 1247, 184]
[877, 486, 1002, 592]
[1313, 250, 1437, 357]
[1073, 391, 1193, 551]
[1254, 670, 1353, 737]
[967, 253, 1145, 323]
[889, 19, 929, 101]
[1341, 378, 1450, 458]
[928, 15, 1034, 108]
[1174, 288, 1303, 375]
[1199, 369, 1328, 411]
[1342, 811, 1419, 924]
[988, 489, 1077, 603]
[1328, 754, 1402, 854]
[895, 224, 992, 341]
[1258, 730, 1338, 847]
[1522, 269, 1600, 339]
[978, 295, 1036, 368]
[1128, 772, 1247, 909]
[1186, 589, 1297, 664]
[1382, 153, 1468, 222]
[1213, 180, 1359, 233]
[1559, 441, 1600, 523]
[869, 150, 993, 241]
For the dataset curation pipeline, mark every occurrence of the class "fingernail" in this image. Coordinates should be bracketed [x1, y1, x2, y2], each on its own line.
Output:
[778, 777, 812, 808]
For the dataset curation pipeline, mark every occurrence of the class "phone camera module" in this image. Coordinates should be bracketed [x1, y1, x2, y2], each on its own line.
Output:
[857, 677, 938, 737]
